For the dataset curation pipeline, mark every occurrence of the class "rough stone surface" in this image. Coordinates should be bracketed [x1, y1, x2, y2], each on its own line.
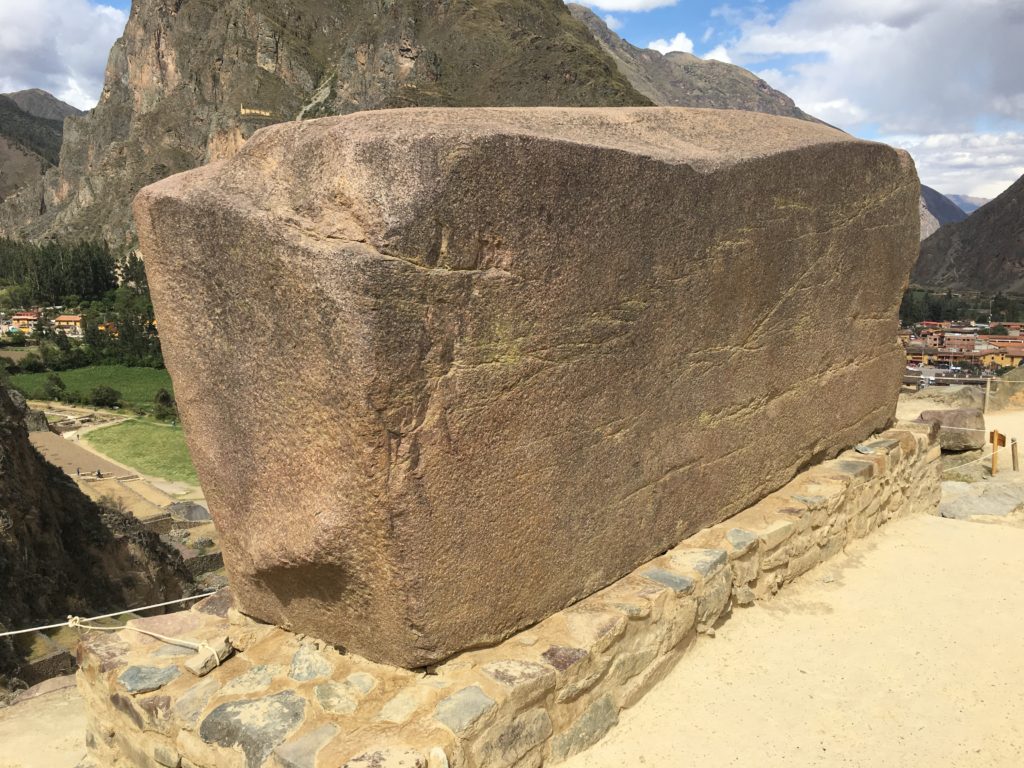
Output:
[117, 665, 180, 694]
[135, 107, 919, 668]
[274, 724, 339, 768]
[173, 678, 221, 728]
[916, 409, 986, 451]
[198, 691, 305, 768]
[288, 644, 333, 681]
[343, 749, 427, 768]
[549, 695, 619, 761]
[434, 686, 495, 735]
[641, 569, 695, 595]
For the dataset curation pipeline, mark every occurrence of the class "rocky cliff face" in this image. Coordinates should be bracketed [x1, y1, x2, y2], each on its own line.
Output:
[920, 184, 967, 240]
[0, 388, 193, 679]
[0, 92, 78, 202]
[567, 4, 814, 121]
[915, 173, 1024, 291]
[0, 0, 648, 247]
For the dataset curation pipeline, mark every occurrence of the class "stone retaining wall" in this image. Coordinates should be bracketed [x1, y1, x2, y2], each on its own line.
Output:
[77, 424, 940, 768]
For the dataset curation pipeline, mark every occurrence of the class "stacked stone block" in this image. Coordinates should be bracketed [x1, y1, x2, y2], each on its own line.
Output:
[76, 425, 940, 768]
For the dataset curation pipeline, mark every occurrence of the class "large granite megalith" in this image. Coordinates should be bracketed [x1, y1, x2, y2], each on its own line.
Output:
[134, 107, 920, 668]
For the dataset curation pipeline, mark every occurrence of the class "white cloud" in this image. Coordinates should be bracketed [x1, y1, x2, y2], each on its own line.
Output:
[722, 0, 1024, 198]
[702, 45, 732, 64]
[648, 32, 695, 55]
[702, 27, 716, 44]
[884, 131, 1024, 199]
[0, 0, 126, 110]
[583, 0, 679, 11]
[604, 14, 624, 31]
[727, 0, 1024, 135]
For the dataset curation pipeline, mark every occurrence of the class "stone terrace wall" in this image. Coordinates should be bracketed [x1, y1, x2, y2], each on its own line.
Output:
[77, 424, 940, 768]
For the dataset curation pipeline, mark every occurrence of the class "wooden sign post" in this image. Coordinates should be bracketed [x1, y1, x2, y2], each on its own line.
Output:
[990, 430, 1006, 475]
[1013, 438, 1020, 473]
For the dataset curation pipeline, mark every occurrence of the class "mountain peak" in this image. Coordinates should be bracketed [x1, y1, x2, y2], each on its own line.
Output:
[566, 3, 816, 122]
[915, 172, 1024, 292]
[2, 89, 83, 121]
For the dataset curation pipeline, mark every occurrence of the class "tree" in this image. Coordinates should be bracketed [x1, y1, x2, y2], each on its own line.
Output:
[42, 372, 66, 401]
[153, 388, 178, 421]
[89, 386, 122, 408]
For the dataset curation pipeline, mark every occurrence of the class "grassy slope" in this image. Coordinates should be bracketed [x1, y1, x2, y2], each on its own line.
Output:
[9, 365, 173, 406]
[84, 420, 198, 485]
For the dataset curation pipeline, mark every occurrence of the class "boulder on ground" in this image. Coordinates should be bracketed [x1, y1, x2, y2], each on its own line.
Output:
[134, 107, 919, 668]
[916, 408, 986, 451]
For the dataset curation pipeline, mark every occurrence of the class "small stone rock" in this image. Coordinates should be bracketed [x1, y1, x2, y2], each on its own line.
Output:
[725, 528, 757, 555]
[549, 694, 618, 761]
[834, 459, 875, 480]
[541, 645, 588, 672]
[184, 636, 232, 677]
[289, 644, 333, 681]
[315, 678, 368, 716]
[917, 408, 986, 452]
[473, 708, 552, 767]
[433, 686, 495, 735]
[219, 664, 284, 695]
[274, 723, 338, 768]
[669, 548, 728, 578]
[377, 688, 435, 724]
[483, 660, 552, 689]
[642, 568, 695, 595]
[153, 744, 181, 768]
[173, 677, 220, 728]
[118, 665, 180, 694]
[345, 672, 377, 694]
[343, 748, 427, 768]
[199, 691, 305, 768]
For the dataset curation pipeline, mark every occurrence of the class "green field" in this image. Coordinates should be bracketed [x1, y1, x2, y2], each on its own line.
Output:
[84, 420, 198, 485]
[9, 365, 172, 407]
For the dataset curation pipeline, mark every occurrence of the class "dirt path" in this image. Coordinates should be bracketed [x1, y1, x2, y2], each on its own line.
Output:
[28, 431, 129, 478]
[563, 514, 1024, 768]
[0, 685, 86, 768]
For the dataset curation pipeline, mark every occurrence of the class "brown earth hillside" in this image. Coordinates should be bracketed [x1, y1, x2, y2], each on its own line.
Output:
[914, 173, 1024, 291]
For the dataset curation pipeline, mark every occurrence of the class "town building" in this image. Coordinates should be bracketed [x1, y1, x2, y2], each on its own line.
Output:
[54, 315, 84, 338]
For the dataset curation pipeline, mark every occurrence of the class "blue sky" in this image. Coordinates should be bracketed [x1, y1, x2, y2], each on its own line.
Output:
[0, 0, 1022, 198]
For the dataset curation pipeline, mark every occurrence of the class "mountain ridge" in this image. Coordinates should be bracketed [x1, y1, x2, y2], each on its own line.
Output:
[0, 91, 79, 203]
[920, 183, 968, 240]
[567, 4, 816, 122]
[0, 0, 650, 247]
[914, 172, 1024, 292]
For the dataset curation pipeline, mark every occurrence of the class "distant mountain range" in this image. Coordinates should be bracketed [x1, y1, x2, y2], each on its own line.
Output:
[914, 172, 1024, 293]
[946, 194, 991, 215]
[920, 184, 968, 240]
[0, 90, 81, 203]
[566, 4, 815, 121]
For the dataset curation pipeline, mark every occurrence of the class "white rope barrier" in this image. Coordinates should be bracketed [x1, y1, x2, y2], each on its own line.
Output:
[943, 443, 1013, 470]
[0, 592, 214, 639]
[66, 616, 222, 669]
